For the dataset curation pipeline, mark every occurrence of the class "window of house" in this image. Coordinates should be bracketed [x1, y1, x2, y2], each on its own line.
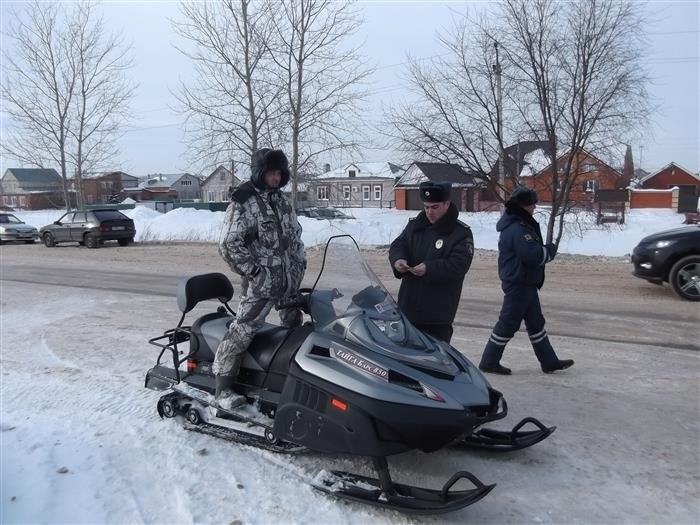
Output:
[180, 179, 192, 186]
[582, 163, 596, 173]
[317, 185, 329, 200]
[221, 191, 227, 201]
[361, 185, 371, 200]
[348, 170, 356, 178]
[584, 180, 597, 192]
[220, 172, 226, 181]
[342, 185, 351, 200]
[373, 185, 382, 200]
[208, 191, 215, 201]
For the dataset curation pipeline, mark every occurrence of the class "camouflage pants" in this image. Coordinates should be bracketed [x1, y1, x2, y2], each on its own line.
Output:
[213, 285, 303, 377]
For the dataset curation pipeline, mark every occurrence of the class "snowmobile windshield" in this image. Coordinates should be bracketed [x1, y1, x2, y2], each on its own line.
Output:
[308, 236, 458, 372]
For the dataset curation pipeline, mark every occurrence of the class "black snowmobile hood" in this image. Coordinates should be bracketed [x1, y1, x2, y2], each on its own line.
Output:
[250, 149, 291, 190]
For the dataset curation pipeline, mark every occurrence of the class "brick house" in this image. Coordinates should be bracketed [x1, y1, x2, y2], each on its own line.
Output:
[78, 171, 139, 204]
[525, 149, 624, 204]
[0, 168, 65, 209]
[638, 162, 699, 212]
[201, 165, 241, 202]
[306, 162, 400, 208]
[394, 162, 476, 211]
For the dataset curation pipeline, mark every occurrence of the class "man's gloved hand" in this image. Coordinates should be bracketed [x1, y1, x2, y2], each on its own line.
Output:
[545, 243, 558, 262]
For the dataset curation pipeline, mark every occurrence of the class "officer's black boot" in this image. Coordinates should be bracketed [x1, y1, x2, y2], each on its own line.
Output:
[531, 335, 574, 373]
[478, 339, 511, 375]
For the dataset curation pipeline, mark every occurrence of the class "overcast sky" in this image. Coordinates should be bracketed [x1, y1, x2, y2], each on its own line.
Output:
[1, 1, 698, 177]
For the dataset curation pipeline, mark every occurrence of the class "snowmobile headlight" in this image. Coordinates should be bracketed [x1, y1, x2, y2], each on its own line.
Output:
[370, 318, 406, 344]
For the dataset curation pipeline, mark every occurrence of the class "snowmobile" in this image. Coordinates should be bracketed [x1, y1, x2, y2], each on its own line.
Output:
[145, 235, 555, 514]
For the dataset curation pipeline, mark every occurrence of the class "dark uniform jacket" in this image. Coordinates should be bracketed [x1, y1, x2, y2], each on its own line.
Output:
[496, 201, 550, 289]
[389, 203, 474, 325]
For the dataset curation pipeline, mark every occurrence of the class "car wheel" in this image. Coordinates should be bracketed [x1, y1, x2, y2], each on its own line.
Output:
[43, 232, 56, 247]
[669, 255, 700, 301]
[85, 233, 99, 249]
[117, 238, 133, 247]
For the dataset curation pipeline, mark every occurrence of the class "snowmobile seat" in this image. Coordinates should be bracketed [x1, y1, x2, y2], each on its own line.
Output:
[177, 272, 233, 313]
[189, 311, 289, 372]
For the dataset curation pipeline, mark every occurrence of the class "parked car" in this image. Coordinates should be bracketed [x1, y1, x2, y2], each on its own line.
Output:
[0, 213, 39, 244]
[40, 209, 136, 249]
[296, 207, 354, 220]
[631, 225, 700, 301]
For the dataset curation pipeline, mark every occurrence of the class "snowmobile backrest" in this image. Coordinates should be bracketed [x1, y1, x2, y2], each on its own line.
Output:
[177, 273, 234, 313]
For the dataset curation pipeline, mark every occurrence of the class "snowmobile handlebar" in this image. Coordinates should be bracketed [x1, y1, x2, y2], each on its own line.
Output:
[275, 288, 313, 313]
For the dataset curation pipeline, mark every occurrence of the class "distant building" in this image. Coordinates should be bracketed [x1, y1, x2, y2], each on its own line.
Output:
[123, 173, 202, 201]
[305, 162, 400, 208]
[0, 168, 65, 209]
[394, 161, 475, 211]
[201, 165, 241, 203]
[639, 162, 700, 212]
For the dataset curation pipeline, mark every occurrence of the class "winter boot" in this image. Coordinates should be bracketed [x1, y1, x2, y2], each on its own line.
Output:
[478, 337, 511, 375]
[530, 332, 573, 373]
[542, 359, 575, 374]
[214, 373, 246, 412]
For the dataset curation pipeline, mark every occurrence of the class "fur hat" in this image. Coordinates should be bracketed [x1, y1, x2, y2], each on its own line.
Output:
[509, 186, 538, 206]
[419, 181, 452, 203]
[250, 149, 290, 189]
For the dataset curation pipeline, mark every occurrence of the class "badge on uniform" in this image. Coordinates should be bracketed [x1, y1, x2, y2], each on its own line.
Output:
[524, 234, 533, 241]
[435, 239, 443, 249]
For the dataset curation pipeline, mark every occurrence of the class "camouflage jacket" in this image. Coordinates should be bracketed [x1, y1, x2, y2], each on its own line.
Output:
[219, 181, 305, 299]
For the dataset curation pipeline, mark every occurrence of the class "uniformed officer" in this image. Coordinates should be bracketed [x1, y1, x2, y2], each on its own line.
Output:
[389, 181, 474, 343]
[214, 148, 306, 409]
[478, 186, 574, 374]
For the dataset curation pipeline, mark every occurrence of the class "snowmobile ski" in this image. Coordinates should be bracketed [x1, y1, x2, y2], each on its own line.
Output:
[455, 417, 556, 452]
[312, 457, 495, 515]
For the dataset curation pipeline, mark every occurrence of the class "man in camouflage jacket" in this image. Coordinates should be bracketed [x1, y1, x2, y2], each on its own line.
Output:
[214, 148, 306, 410]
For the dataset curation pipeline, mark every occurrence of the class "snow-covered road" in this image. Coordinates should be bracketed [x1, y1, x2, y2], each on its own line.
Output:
[1, 250, 698, 523]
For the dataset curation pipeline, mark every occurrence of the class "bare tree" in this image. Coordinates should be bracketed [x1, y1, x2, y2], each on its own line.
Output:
[385, 0, 650, 242]
[174, 0, 281, 173]
[2, 1, 135, 209]
[2, 2, 76, 208]
[67, 2, 135, 208]
[500, 0, 651, 244]
[383, 16, 509, 194]
[267, 0, 373, 206]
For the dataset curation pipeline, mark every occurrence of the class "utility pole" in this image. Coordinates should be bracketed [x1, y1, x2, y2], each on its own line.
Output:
[493, 41, 505, 202]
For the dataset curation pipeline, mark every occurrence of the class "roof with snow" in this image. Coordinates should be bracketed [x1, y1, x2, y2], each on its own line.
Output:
[139, 173, 199, 189]
[640, 162, 700, 184]
[315, 162, 398, 180]
[396, 162, 475, 187]
[489, 141, 552, 179]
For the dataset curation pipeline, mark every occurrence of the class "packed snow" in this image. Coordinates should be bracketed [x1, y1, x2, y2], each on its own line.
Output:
[11, 205, 689, 256]
[2, 204, 697, 524]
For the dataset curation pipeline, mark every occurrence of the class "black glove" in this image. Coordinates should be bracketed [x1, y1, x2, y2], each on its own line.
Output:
[545, 243, 558, 262]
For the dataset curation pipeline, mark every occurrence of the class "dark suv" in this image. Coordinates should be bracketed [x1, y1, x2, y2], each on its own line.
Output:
[40, 209, 136, 249]
[631, 225, 700, 301]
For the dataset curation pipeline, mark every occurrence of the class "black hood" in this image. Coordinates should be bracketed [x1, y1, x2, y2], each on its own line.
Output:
[250, 149, 291, 190]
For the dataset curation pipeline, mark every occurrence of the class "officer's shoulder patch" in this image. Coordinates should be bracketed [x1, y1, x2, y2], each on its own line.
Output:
[523, 233, 534, 241]
[456, 220, 471, 230]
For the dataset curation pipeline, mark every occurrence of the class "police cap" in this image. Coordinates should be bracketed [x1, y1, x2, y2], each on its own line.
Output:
[419, 181, 452, 203]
